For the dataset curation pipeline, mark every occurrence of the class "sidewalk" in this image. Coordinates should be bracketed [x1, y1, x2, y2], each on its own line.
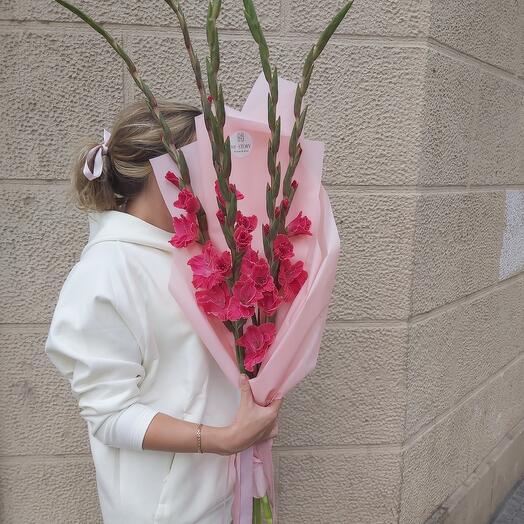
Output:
[491, 478, 524, 524]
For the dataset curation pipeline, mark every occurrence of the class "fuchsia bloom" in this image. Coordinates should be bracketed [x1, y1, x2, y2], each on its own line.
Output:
[215, 179, 244, 206]
[165, 170, 180, 188]
[216, 209, 225, 224]
[227, 275, 263, 321]
[258, 289, 281, 316]
[236, 323, 276, 372]
[278, 258, 308, 301]
[240, 247, 260, 271]
[233, 225, 252, 251]
[273, 234, 294, 260]
[195, 282, 231, 322]
[287, 211, 312, 236]
[241, 248, 275, 293]
[187, 241, 232, 290]
[174, 187, 200, 214]
[169, 213, 199, 248]
[236, 210, 257, 232]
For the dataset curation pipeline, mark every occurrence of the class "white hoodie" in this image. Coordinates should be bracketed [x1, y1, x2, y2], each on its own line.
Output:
[44, 209, 240, 524]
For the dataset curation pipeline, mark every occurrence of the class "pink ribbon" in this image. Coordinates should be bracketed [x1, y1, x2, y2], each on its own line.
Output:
[83, 128, 111, 180]
[232, 438, 276, 523]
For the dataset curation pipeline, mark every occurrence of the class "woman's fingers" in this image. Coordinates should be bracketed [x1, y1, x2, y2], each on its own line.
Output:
[238, 374, 253, 408]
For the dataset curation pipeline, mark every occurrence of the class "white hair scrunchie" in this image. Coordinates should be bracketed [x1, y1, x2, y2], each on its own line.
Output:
[83, 128, 111, 180]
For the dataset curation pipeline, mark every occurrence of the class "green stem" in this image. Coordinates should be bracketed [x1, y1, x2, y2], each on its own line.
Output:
[242, 0, 354, 260]
[261, 495, 273, 524]
[242, 0, 281, 277]
[253, 497, 262, 524]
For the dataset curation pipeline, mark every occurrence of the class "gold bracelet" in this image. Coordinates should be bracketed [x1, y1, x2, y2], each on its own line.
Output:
[196, 423, 203, 454]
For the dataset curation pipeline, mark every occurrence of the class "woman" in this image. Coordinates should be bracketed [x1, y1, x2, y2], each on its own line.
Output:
[44, 98, 282, 524]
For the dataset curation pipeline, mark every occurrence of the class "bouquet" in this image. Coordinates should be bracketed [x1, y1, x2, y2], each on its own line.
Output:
[54, 1, 351, 521]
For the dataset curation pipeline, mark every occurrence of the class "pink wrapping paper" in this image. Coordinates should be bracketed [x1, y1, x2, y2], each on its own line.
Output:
[150, 71, 340, 523]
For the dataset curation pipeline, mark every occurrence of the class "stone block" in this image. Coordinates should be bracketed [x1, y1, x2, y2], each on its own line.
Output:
[0, 29, 123, 180]
[276, 325, 407, 447]
[411, 191, 506, 315]
[0, 329, 89, 455]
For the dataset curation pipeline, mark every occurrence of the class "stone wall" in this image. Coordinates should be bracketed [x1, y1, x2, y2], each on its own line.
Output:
[1, 1, 523, 522]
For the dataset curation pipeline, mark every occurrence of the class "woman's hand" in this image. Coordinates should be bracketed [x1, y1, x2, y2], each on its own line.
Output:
[225, 373, 283, 455]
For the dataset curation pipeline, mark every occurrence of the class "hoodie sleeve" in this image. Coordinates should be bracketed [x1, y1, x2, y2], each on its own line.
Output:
[44, 257, 161, 451]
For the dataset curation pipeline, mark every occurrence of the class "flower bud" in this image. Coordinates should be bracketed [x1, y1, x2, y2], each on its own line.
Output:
[216, 209, 225, 224]
[165, 170, 180, 189]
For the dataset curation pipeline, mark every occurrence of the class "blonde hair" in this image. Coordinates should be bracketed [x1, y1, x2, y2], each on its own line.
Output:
[69, 98, 201, 212]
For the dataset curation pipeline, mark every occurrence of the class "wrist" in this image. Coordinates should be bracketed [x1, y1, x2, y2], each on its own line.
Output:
[202, 424, 236, 456]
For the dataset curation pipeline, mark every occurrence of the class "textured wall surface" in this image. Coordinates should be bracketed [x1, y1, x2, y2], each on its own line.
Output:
[1, 1, 523, 523]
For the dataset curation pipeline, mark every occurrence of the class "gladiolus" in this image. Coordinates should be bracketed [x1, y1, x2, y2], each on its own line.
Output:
[234, 225, 252, 251]
[165, 170, 180, 188]
[187, 241, 232, 290]
[273, 234, 294, 260]
[174, 187, 200, 214]
[169, 213, 199, 248]
[227, 275, 263, 320]
[236, 210, 257, 232]
[287, 211, 312, 236]
[195, 282, 231, 321]
[216, 209, 226, 224]
[278, 258, 308, 301]
[215, 179, 244, 206]
[236, 323, 276, 372]
[258, 289, 281, 316]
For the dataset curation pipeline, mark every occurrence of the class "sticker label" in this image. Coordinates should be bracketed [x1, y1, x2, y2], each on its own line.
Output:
[230, 130, 253, 158]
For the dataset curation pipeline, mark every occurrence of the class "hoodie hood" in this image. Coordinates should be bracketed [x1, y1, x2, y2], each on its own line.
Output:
[81, 210, 173, 257]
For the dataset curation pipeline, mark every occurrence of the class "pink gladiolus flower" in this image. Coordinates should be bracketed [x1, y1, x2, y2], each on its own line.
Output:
[169, 213, 199, 248]
[195, 282, 231, 321]
[216, 209, 225, 224]
[227, 275, 263, 321]
[236, 323, 276, 372]
[273, 234, 294, 260]
[258, 289, 281, 316]
[174, 187, 200, 214]
[278, 258, 308, 301]
[240, 248, 275, 293]
[187, 241, 232, 290]
[240, 247, 260, 273]
[236, 210, 257, 232]
[214, 179, 244, 207]
[165, 170, 180, 188]
[287, 211, 312, 236]
[234, 225, 252, 251]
